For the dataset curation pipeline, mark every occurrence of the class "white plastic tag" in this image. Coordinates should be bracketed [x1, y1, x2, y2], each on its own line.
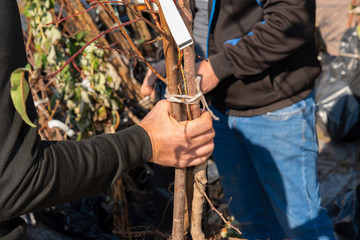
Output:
[158, 0, 193, 50]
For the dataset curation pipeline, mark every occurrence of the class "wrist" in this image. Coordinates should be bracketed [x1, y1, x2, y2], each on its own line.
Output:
[208, 51, 233, 80]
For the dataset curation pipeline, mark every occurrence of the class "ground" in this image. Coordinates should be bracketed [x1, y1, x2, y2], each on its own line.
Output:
[316, 0, 349, 56]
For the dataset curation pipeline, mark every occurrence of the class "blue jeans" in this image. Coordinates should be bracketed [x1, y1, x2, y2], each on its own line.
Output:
[211, 93, 335, 240]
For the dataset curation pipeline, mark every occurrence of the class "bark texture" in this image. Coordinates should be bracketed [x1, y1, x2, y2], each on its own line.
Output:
[158, 4, 187, 240]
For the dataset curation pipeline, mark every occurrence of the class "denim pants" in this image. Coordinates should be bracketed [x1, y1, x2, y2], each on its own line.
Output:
[211, 93, 335, 240]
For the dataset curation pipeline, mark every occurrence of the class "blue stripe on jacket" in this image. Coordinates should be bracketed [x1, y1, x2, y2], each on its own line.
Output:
[206, 0, 266, 56]
[206, 0, 217, 58]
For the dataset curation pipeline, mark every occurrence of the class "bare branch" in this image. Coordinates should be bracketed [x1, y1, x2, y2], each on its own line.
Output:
[96, 0, 167, 83]
[193, 174, 242, 236]
[40, 4, 99, 27]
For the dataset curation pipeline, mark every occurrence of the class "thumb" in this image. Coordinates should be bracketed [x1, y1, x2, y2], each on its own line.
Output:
[154, 99, 171, 114]
[156, 100, 185, 127]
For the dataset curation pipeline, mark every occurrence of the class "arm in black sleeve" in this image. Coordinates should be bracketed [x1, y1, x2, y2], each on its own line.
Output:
[209, 0, 317, 80]
[0, 0, 152, 224]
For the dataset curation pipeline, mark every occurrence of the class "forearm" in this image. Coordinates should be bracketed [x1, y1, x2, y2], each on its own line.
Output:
[0, 124, 151, 222]
[0, 0, 151, 222]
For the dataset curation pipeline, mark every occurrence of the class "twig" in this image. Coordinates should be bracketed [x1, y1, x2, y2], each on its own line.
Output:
[193, 174, 242, 236]
[95, 44, 147, 61]
[56, 2, 65, 28]
[158, 196, 174, 229]
[114, 227, 170, 239]
[144, 0, 161, 29]
[96, 0, 167, 84]
[143, 36, 162, 45]
[39, 100, 61, 132]
[88, 0, 168, 38]
[196, 54, 208, 62]
[40, 4, 99, 27]
[35, 19, 141, 84]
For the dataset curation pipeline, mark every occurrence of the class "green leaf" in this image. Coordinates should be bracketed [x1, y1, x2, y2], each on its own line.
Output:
[10, 64, 36, 128]
[75, 30, 91, 41]
[97, 106, 107, 121]
[50, 94, 58, 109]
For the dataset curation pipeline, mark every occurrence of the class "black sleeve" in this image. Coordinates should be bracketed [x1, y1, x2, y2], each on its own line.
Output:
[0, 0, 152, 224]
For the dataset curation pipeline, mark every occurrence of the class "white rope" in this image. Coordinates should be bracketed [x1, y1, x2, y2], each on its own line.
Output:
[164, 76, 219, 120]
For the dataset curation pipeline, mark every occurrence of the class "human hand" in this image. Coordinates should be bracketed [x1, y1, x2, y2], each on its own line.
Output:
[140, 61, 166, 97]
[138, 100, 215, 168]
[196, 60, 220, 94]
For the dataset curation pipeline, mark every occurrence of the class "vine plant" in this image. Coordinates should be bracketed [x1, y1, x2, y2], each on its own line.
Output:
[16, 0, 123, 139]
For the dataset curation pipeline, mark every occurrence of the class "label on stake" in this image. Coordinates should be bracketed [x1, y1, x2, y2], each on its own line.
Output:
[158, 0, 193, 50]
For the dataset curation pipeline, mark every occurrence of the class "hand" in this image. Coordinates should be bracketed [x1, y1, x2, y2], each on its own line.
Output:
[196, 60, 220, 94]
[138, 100, 215, 168]
[140, 61, 166, 97]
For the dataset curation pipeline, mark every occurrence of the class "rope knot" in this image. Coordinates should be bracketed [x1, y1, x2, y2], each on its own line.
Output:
[164, 76, 219, 120]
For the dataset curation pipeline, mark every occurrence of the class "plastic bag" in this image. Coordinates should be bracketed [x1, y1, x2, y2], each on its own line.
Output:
[326, 185, 360, 239]
[316, 28, 360, 142]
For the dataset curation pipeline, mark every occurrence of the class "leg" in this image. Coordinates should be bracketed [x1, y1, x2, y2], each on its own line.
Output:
[211, 107, 286, 239]
[231, 93, 335, 239]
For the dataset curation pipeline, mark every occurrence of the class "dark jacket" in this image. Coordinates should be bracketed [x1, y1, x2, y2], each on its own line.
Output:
[0, 1, 152, 239]
[202, 0, 321, 116]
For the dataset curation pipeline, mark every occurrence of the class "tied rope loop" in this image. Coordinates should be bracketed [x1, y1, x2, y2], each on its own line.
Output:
[164, 76, 219, 120]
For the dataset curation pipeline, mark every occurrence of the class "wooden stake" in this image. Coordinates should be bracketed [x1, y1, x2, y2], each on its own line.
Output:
[178, 1, 207, 239]
[158, 3, 187, 240]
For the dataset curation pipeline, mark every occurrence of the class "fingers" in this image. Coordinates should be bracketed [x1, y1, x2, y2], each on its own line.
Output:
[186, 155, 210, 167]
[176, 140, 214, 168]
[171, 132, 214, 168]
[141, 99, 215, 169]
[184, 128, 215, 149]
[141, 61, 166, 96]
[197, 60, 220, 94]
[140, 69, 156, 96]
[153, 99, 171, 114]
[179, 111, 213, 138]
[140, 85, 154, 96]
[188, 139, 214, 162]
[172, 153, 210, 168]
